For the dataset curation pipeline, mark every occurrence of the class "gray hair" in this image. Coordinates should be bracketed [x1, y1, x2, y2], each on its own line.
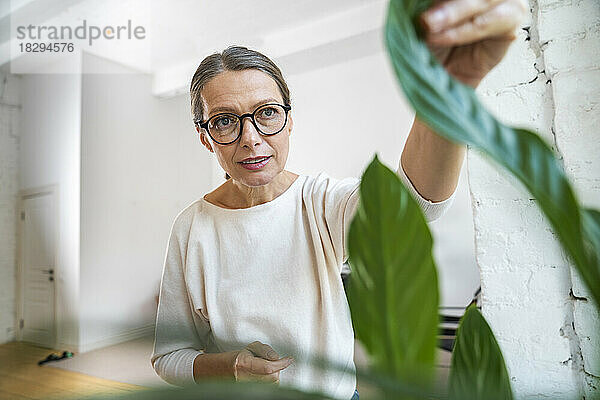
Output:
[190, 46, 291, 124]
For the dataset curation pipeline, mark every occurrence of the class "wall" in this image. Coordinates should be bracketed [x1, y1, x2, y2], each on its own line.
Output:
[19, 67, 82, 350]
[79, 53, 213, 352]
[545, 0, 600, 396]
[0, 69, 20, 344]
[469, 0, 600, 398]
[284, 51, 480, 308]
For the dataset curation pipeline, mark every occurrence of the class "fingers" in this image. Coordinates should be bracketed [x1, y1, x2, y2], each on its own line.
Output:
[247, 354, 293, 375]
[425, 0, 526, 47]
[234, 342, 293, 384]
[422, 0, 505, 33]
[245, 341, 281, 361]
[235, 348, 293, 376]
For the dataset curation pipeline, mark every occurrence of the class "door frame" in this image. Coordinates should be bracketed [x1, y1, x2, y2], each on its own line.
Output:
[16, 184, 60, 348]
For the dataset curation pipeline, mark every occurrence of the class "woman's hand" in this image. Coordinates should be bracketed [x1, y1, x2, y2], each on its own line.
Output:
[192, 341, 293, 383]
[233, 341, 294, 384]
[420, 0, 528, 88]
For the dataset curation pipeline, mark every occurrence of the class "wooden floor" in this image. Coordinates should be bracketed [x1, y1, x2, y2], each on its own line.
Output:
[0, 342, 147, 400]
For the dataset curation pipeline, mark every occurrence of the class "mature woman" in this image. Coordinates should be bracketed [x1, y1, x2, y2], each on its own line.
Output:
[151, 2, 526, 399]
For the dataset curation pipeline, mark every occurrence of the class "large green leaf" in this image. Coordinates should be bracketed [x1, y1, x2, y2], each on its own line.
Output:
[384, 0, 600, 307]
[347, 156, 439, 389]
[448, 305, 513, 400]
[79, 381, 331, 400]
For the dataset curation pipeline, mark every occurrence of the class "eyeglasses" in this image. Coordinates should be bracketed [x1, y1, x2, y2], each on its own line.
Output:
[195, 103, 292, 145]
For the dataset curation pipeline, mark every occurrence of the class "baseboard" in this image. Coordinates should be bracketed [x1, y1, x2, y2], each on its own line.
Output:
[77, 324, 155, 353]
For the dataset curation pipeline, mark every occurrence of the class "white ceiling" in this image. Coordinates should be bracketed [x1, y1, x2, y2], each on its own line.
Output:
[2, 0, 388, 95]
[149, 0, 376, 69]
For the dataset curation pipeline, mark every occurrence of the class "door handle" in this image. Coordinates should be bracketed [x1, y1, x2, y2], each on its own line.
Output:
[49, 276, 54, 281]
[43, 269, 54, 274]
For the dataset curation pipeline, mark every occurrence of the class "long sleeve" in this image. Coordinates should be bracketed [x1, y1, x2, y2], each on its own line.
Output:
[318, 165, 456, 266]
[395, 163, 455, 222]
[151, 215, 210, 387]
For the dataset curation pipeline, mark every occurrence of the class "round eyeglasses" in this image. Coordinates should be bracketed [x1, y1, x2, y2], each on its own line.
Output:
[195, 103, 292, 145]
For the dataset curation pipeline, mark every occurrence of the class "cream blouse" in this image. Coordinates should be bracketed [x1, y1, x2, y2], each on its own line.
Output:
[151, 166, 454, 400]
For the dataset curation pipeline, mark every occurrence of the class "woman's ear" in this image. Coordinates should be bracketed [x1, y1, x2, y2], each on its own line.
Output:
[197, 127, 214, 153]
[287, 113, 293, 137]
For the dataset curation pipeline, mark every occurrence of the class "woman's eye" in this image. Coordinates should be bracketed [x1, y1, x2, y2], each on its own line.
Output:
[260, 107, 276, 118]
[215, 116, 232, 129]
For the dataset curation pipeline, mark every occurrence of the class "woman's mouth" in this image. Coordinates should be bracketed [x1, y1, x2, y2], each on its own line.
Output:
[238, 156, 272, 170]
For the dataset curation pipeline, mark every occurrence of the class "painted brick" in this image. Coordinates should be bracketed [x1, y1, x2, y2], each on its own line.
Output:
[503, 353, 581, 399]
[479, 80, 556, 146]
[570, 268, 593, 303]
[477, 27, 537, 95]
[468, 151, 531, 203]
[544, 7, 600, 391]
[485, 266, 571, 305]
[537, 0, 600, 43]
[471, 195, 568, 270]
[552, 69, 600, 209]
[469, 0, 599, 397]
[543, 31, 600, 76]
[573, 299, 600, 377]
[482, 303, 581, 398]
[585, 374, 600, 398]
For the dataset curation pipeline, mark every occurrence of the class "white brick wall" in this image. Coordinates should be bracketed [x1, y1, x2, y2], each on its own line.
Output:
[544, 1, 600, 396]
[469, 0, 600, 398]
[0, 71, 20, 345]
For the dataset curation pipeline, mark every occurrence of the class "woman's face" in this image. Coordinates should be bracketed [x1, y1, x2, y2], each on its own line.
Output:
[197, 69, 293, 188]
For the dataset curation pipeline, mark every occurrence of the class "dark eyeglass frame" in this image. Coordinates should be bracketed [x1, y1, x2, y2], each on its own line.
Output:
[194, 103, 292, 145]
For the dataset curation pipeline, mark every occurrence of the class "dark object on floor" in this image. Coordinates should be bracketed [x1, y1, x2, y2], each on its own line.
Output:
[38, 351, 74, 366]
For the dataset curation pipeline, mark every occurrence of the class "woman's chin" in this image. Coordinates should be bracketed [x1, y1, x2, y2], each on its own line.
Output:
[234, 170, 276, 187]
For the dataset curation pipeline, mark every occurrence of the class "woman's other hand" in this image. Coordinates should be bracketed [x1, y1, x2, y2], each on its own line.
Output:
[420, 0, 528, 88]
[233, 341, 294, 384]
[192, 341, 293, 383]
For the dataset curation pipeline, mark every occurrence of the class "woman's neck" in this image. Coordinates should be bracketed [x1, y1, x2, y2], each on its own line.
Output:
[213, 171, 299, 209]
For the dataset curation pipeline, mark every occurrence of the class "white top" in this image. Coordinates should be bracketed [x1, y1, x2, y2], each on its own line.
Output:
[151, 166, 455, 400]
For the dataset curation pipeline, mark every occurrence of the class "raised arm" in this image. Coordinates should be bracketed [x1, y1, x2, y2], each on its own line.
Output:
[401, 117, 465, 202]
[400, 0, 527, 201]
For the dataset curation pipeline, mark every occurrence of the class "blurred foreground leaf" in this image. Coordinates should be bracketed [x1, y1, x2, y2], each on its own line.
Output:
[81, 380, 331, 400]
[448, 305, 513, 400]
[347, 156, 439, 393]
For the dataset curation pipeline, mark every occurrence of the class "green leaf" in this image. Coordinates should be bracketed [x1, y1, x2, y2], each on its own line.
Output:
[449, 305, 513, 400]
[582, 209, 600, 294]
[384, 0, 600, 307]
[347, 156, 439, 389]
[79, 380, 332, 400]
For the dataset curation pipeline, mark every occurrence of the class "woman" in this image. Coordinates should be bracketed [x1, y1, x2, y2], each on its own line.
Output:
[151, 1, 526, 399]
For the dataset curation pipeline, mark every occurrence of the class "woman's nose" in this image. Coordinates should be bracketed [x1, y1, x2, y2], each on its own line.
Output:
[238, 117, 262, 148]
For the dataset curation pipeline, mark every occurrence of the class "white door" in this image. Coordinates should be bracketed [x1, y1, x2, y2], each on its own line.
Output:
[20, 191, 57, 348]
